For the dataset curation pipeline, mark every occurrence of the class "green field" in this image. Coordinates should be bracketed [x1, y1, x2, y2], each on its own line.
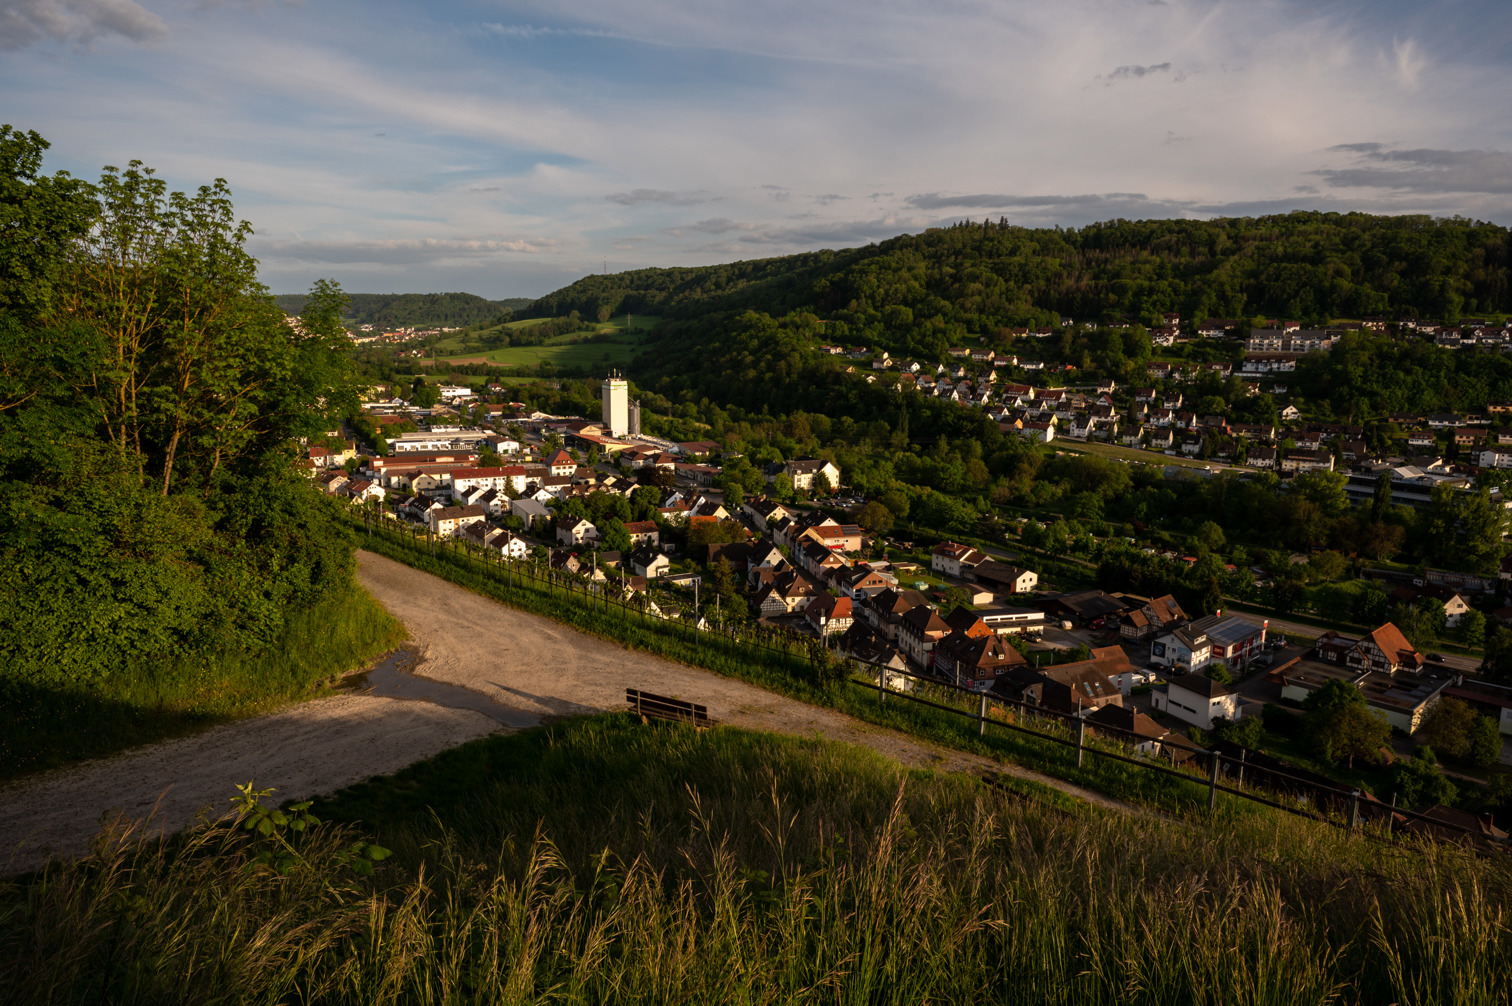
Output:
[424, 314, 660, 371]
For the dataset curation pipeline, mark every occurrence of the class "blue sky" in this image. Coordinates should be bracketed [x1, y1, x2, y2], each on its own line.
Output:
[4, 0, 1511, 298]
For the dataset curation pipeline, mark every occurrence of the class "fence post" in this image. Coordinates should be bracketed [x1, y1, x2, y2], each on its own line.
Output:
[1387, 793, 1397, 836]
[1237, 748, 1246, 787]
[1348, 789, 1361, 830]
[978, 692, 987, 737]
[1076, 716, 1086, 769]
[1208, 752, 1220, 812]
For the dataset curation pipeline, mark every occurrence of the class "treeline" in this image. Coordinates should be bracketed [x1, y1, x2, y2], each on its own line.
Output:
[0, 127, 371, 757]
[274, 291, 530, 329]
[529, 213, 1510, 359]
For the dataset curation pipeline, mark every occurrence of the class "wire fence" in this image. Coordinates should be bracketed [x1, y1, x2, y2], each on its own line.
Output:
[349, 507, 1502, 851]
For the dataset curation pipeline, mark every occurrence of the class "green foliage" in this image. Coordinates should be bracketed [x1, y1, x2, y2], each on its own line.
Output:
[1303, 680, 1391, 767]
[1391, 746, 1459, 809]
[0, 131, 374, 768]
[273, 291, 527, 328]
[1468, 717, 1503, 770]
[1417, 697, 1480, 761]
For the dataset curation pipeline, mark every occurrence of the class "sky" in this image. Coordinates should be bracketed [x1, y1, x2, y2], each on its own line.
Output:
[4, 0, 1512, 298]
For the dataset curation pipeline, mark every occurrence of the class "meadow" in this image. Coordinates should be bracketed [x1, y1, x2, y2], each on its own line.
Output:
[4, 715, 1508, 1004]
[426, 314, 660, 371]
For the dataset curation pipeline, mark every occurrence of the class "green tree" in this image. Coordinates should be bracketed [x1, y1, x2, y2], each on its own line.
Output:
[1469, 716, 1503, 769]
[1457, 608, 1487, 650]
[1416, 697, 1479, 760]
[597, 517, 632, 554]
[1303, 680, 1389, 767]
[1482, 627, 1512, 685]
[855, 500, 894, 533]
[811, 469, 834, 497]
[1391, 747, 1458, 809]
[1194, 520, 1226, 553]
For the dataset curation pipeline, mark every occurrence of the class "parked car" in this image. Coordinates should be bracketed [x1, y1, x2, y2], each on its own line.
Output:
[1428, 653, 1447, 663]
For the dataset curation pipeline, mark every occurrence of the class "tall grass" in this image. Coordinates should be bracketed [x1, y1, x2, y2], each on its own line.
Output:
[3, 717, 1509, 1004]
[0, 581, 406, 779]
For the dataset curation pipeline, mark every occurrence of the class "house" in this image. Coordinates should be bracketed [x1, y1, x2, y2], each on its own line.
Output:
[932, 629, 1027, 691]
[631, 546, 671, 579]
[622, 520, 660, 547]
[805, 592, 854, 636]
[865, 587, 931, 640]
[1003, 646, 1130, 715]
[968, 560, 1038, 595]
[1040, 589, 1130, 627]
[1085, 704, 1170, 756]
[543, 449, 577, 477]
[510, 498, 551, 529]
[897, 604, 952, 668]
[557, 518, 599, 546]
[1281, 449, 1334, 473]
[743, 497, 793, 531]
[753, 568, 824, 616]
[1152, 674, 1244, 730]
[783, 457, 842, 492]
[1313, 622, 1422, 675]
[429, 504, 488, 537]
[1280, 405, 1301, 421]
[1246, 446, 1277, 469]
[1150, 613, 1267, 672]
[1120, 594, 1186, 641]
[481, 529, 529, 559]
[1389, 585, 1473, 628]
[1018, 421, 1055, 443]
[931, 541, 989, 578]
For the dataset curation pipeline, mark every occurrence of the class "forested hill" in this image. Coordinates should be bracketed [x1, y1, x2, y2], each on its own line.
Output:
[274, 292, 531, 328]
[529, 213, 1511, 345]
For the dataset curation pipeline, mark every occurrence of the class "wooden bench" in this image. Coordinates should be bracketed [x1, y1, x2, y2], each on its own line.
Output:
[626, 688, 716, 728]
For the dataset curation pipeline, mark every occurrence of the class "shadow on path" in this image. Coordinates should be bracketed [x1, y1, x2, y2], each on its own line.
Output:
[347, 649, 539, 729]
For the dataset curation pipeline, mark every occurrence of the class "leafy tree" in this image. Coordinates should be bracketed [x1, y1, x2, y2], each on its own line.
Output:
[1306, 550, 1347, 583]
[1194, 520, 1226, 553]
[596, 517, 632, 554]
[1469, 716, 1503, 769]
[1416, 697, 1478, 760]
[771, 473, 795, 501]
[855, 500, 894, 533]
[811, 469, 834, 497]
[410, 377, 439, 408]
[1303, 680, 1389, 767]
[1482, 627, 1512, 686]
[1457, 608, 1487, 650]
[1390, 747, 1458, 809]
[1204, 663, 1232, 685]
[1214, 715, 1264, 748]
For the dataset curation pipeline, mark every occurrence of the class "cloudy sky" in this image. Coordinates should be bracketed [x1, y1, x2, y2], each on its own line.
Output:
[5, 0, 1511, 298]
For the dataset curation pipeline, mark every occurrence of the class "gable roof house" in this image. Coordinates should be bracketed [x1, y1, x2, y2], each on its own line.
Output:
[753, 568, 824, 616]
[1152, 673, 1244, 730]
[630, 546, 671, 579]
[969, 560, 1038, 595]
[557, 518, 600, 547]
[863, 587, 930, 640]
[931, 541, 989, 578]
[1150, 613, 1267, 672]
[429, 504, 488, 537]
[805, 592, 855, 637]
[931, 629, 1027, 692]
[1120, 594, 1187, 641]
[783, 457, 842, 491]
[897, 604, 952, 668]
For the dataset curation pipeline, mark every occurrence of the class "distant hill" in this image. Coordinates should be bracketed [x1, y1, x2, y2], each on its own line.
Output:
[525, 214, 1511, 336]
[274, 292, 533, 328]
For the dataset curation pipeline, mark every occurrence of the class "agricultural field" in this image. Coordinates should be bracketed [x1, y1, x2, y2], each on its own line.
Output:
[424, 314, 660, 371]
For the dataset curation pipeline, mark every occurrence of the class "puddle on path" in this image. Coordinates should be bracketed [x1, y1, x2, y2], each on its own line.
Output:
[342, 649, 540, 729]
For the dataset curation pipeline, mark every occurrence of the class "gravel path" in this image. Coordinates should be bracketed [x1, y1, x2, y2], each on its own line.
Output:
[0, 550, 1128, 873]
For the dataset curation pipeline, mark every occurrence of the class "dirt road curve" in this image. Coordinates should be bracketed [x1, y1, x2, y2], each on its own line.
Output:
[1, 551, 1124, 872]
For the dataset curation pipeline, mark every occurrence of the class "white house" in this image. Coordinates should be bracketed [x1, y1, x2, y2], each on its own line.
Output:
[429, 504, 488, 537]
[1152, 674, 1243, 729]
[557, 518, 599, 546]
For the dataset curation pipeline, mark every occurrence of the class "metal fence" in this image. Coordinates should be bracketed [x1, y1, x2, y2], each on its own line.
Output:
[350, 508, 1500, 850]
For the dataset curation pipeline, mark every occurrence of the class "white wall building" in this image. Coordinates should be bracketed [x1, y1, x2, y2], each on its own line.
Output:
[602, 374, 629, 436]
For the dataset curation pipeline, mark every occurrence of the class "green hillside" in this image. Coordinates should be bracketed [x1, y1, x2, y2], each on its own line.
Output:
[274, 291, 532, 328]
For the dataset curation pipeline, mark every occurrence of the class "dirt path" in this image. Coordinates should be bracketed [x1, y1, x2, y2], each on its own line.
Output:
[1, 551, 1127, 873]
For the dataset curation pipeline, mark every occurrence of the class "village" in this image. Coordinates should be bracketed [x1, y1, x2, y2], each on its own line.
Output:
[301, 347, 1512, 841]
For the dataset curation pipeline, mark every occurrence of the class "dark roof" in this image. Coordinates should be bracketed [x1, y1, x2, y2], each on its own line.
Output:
[1169, 674, 1234, 700]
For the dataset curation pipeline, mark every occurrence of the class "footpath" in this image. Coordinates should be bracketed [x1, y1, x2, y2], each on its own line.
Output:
[1, 551, 1128, 873]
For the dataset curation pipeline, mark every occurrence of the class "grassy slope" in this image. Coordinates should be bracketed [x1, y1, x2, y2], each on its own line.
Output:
[426, 314, 659, 369]
[0, 581, 405, 780]
[5, 716, 1509, 1004]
